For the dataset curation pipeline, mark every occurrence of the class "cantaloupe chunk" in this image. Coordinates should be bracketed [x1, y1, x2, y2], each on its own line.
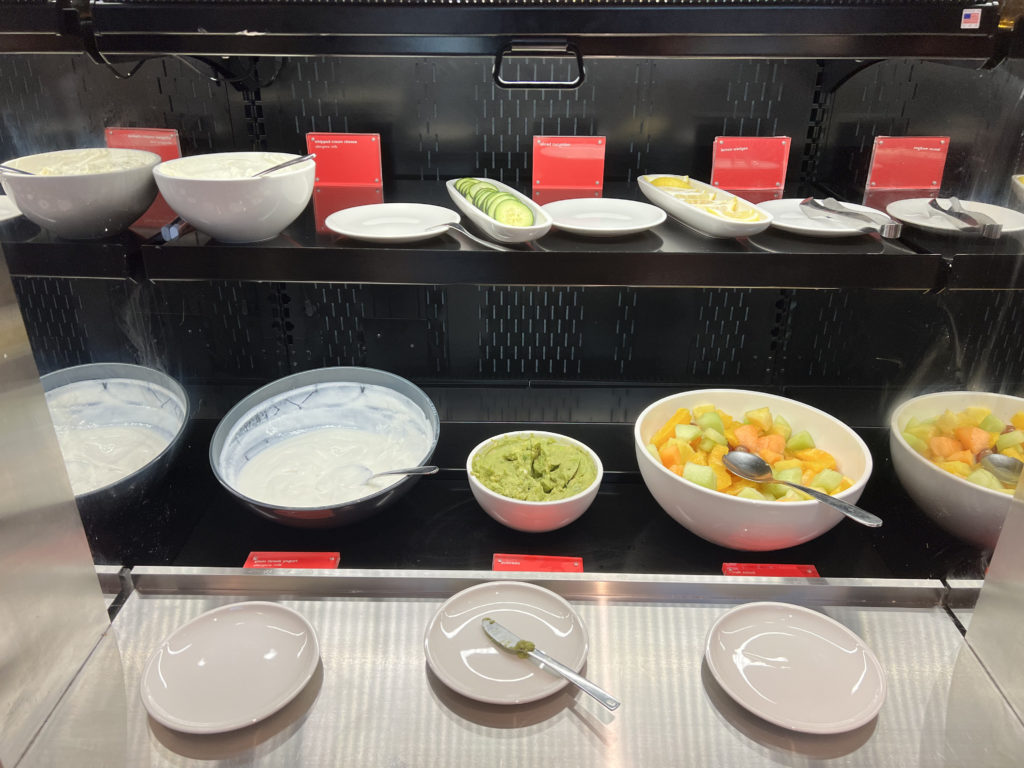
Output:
[954, 426, 990, 455]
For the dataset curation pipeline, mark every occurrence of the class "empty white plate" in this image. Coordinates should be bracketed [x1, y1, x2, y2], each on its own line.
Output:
[886, 197, 1024, 235]
[705, 602, 886, 734]
[140, 601, 320, 734]
[324, 203, 459, 243]
[423, 581, 588, 705]
[758, 198, 888, 238]
[543, 197, 666, 237]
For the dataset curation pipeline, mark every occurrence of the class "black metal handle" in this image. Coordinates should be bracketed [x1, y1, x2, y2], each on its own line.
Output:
[493, 40, 585, 89]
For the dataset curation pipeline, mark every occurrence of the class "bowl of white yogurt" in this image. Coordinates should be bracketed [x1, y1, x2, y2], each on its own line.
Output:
[153, 151, 315, 243]
[1, 148, 160, 239]
[41, 363, 189, 550]
[210, 367, 440, 528]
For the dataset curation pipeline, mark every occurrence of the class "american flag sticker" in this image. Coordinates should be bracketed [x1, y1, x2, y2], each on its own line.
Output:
[961, 9, 982, 29]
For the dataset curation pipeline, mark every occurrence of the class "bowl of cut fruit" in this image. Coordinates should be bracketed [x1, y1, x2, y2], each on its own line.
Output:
[635, 389, 873, 551]
[890, 390, 1024, 550]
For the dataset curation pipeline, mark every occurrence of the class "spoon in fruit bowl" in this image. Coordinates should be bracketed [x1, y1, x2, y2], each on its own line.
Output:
[981, 453, 1022, 486]
[722, 450, 883, 528]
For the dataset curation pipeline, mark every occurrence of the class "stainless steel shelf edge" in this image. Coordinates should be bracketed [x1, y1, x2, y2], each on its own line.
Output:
[130, 566, 947, 607]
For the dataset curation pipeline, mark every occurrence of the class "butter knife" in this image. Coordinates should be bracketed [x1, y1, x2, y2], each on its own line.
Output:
[481, 617, 621, 710]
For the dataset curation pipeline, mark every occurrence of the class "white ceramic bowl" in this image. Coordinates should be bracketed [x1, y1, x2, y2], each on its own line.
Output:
[638, 174, 772, 238]
[890, 390, 1023, 550]
[466, 430, 603, 532]
[154, 151, 315, 243]
[0, 148, 160, 239]
[635, 389, 873, 551]
[446, 177, 552, 243]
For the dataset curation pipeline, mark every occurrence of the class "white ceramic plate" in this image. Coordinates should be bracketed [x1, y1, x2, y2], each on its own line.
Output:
[886, 197, 1024, 235]
[0, 194, 21, 222]
[446, 178, 552, 244]
[638, 174, 772, 238]
[758, 198, 887, 238]
[705, 602, 886, 734]
[324, 203, 459, 243]
[140, 601, 320, 734]
[424, 581, 588, 705]
[542, 197, 666, 237]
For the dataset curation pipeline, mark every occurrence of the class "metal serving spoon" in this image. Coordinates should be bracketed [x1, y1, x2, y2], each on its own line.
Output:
[722, 450, 883, 528]
[0, 164, 33, 175]
[252, 152, 316, 177]
[337, 464, 440, 485]
[981, 453, 1023, 486]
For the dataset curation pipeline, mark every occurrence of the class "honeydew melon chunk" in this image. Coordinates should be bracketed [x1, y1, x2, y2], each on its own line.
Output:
[736, 487, 768, 501]
[966, 466, 1004, 491]
[646, 442, 659, 460]
[902, 431, 929, 455]
[674, 424, 702, 444]
[979, 414, 1006, 433]
[682, 462, 717, 491]
[702, 427, 728, 446]
[769, 414, 792, 440]
[766, 466, 802, 498]
[744, 407, 772, 433]
[696, 410, 725, 435]
[995, 430, 1024, 452]
[810, 468, 843, 493]
[778, 488, 809, 502]
[786, 430, 815, 452]
[964, 406, 991, 426]
[699, 437, 716, 453]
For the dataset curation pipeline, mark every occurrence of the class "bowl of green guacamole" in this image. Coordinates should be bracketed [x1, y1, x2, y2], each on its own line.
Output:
[467, 431, 603, 532]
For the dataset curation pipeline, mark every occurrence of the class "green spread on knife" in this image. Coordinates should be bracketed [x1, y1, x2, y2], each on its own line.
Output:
[471, 434, 597, 501]
[483, 616, 535, 658]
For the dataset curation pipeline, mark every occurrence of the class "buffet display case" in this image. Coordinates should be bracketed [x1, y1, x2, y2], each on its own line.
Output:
[3, 1, 1024, 765]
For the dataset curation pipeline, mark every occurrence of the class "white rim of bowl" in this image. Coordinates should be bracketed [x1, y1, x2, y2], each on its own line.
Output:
[4, 148, 161, 178]
[634, 388, 872, 507]
[890, 390, 1024, 501]
[154, 152, 314, 181]
[466, 429, 604, 506]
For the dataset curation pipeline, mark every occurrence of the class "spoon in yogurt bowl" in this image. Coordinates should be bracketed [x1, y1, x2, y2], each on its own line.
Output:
[980, 453, 1023, 486]
[251, 153, 316, 177]
[0, 164, 33, 175]
[722, 450, 883, 527]
[331, 464, 440, 487]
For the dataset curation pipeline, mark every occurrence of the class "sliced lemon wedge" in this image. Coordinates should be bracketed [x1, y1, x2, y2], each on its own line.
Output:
[650, 175, 692, 189]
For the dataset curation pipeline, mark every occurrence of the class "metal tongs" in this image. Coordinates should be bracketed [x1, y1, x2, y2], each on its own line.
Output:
[799, 197, 902, 239]
[927, 196, 1003, 239]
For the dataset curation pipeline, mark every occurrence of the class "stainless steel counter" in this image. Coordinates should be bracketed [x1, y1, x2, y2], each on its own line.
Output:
[19, 569, 1024, 767]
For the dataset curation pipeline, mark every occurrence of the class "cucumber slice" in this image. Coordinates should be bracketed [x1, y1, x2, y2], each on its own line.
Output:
[473, 190, 498, 209]
[491, 198, 535, 227]
[468, 181, 497, 201]
[485, 193, 517, 217]
[455, 178, 477, 195]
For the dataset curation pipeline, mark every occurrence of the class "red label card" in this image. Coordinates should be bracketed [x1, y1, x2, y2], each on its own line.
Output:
[104, 127, 181, 229]
[244, 551, 341, 569]
[711, 136, 791, 198]
[493, 553, 584, 573]
[306, 132, 382, 186]
[865, 136, 948, 191]
[863, 136, 949, 208]
[722, 563, 820, 578]
[532, 136, 605, 204]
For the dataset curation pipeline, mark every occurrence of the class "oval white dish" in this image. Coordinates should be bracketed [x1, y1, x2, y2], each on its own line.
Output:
[638, 174, 772, 238]
[446, 178, 552, 243]
[325, 202, 459, 243]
